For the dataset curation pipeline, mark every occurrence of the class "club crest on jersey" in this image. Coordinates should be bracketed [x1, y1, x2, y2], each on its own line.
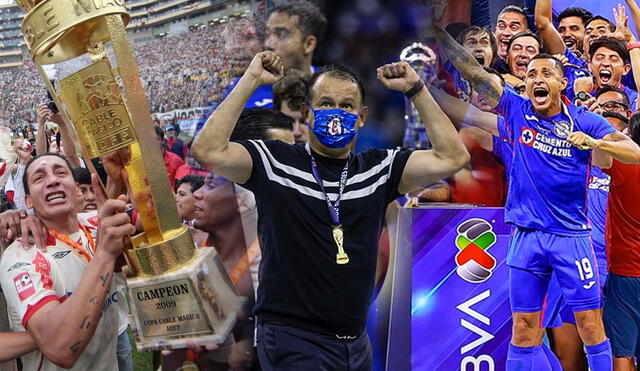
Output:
[554, 120, 571, 138]
[327, 116, 343, 136]
[520, 127, 536, 146]
[32, 252, 52, 290]
[519, 126, 573, 157]
[13, 272, 35, 301]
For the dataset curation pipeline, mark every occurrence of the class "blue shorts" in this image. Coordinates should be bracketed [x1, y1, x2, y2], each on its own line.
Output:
[543, 268, 608, 328]
[603, 274, 640, 358]
[542, 273, 574, 328]
[508, 228, 601, 313]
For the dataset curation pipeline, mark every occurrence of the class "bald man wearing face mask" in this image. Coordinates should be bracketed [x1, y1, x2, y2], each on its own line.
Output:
[192, 51, 468, 370]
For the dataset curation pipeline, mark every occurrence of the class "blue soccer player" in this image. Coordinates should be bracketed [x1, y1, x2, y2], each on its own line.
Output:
[540, 87, 633, 371]
[430, 1, 640, 369]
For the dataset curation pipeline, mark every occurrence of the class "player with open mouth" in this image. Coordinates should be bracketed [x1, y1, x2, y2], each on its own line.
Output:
[432, 2, 640, 369]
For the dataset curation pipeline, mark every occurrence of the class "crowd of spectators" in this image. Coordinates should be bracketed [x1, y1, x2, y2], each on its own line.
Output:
[0, 18, 257, 131]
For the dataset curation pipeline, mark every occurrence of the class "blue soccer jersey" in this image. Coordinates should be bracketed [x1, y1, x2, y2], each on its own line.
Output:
[624, 86, 638, 113]
[495, 88, 616, 235]
[564, 48, 588, 69]
[222, 66, 319, 109]
[588, 166, 610, 277]
[493, 115, 513, 173]
[223, 77, 274, 108]
[563, 48, 590, 102]
[623, 69, 637, 92]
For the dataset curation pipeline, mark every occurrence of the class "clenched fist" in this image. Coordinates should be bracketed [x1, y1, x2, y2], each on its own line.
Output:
[376, 62, 421, 93]
[245, 51, 285, 86]
[568, 131, 599, 150]
[573, 77, 594, 97]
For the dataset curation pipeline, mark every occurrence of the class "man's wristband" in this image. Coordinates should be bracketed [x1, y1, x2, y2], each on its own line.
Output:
[627, 42, 640, 51]
[404, 79, 425, 99]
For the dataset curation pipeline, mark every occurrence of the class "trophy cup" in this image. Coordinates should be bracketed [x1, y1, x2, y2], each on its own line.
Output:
[16, 0, 244, 351]
[400, 42, 438, 149]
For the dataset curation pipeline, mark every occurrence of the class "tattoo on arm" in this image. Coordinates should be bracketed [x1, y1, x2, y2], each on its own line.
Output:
[469, 75, 503, 104]
[99, 273, 111, 288]
[435, 27, 502, 104]
[70, 340, 82, 353]
[80, 316, 91, 329]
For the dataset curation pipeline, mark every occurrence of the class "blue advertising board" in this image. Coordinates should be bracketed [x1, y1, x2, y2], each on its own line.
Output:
[385, 206, 513, 370]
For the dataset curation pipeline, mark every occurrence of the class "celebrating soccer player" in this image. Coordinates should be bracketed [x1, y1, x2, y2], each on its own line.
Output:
[430, 0, 640, 369]
[0, 154, 134, 369]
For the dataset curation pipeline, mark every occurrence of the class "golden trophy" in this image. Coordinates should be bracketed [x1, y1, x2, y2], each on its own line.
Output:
[16, 0, 244, 351]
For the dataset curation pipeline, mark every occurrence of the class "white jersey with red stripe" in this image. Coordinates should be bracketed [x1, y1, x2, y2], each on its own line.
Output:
[0, 212, 118, 371]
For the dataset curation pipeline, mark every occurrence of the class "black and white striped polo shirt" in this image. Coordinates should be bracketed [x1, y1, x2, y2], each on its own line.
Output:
[238, 139, 413, 336]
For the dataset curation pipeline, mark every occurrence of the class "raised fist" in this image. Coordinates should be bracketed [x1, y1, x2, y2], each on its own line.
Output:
[245, 51, 284, 86]
[574, 76, 594, 96]
[376, 62, 421, 93]
[568, 131, 599, 150]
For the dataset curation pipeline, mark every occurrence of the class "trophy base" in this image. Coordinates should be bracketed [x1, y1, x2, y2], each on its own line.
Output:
[127, 247, 245, 351]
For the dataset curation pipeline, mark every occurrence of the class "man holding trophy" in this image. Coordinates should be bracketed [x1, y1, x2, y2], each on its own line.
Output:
[0, 155, 132, 370]
[1, 0, 244, 367]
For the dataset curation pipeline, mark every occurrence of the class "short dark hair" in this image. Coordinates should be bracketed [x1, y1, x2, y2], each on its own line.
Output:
[530, 53, 565, 77]
[507, 30, 543, 54]
[596, 86, 630, 107]
[306, 65, 366, 106]
[585, 16, 616, 33]
[271, 1, 327, 43]
[23, 153, 76, 195]
[458, 26, 498, 66]
[557, 7, 593, 25]
[273, 69, 310, 112]
[72, 167, 92, 185]
[589, 36, 630, 64]
[629, 112, 640, 145]
[155, 126, 164, 140]
[497, 5, 529, 29]
[175, 174, 204, 193]
[446, 22, 471, 40]
[230, 108, 294, 141]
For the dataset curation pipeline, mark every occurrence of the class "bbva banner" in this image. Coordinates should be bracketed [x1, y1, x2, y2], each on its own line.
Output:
[386, 207, 512, 370]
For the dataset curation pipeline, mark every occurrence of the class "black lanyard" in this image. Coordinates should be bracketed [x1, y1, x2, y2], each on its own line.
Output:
[305, 143, 349, 226]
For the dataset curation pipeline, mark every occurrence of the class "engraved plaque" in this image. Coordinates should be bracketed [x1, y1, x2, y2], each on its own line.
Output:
[131, 278, 210, 338]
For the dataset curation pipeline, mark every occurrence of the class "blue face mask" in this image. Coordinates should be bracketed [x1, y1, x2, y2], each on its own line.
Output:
[308, 108, 360, 148]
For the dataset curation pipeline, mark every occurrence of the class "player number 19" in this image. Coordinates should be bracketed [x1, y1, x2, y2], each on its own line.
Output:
[575, 258, 594, 281]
